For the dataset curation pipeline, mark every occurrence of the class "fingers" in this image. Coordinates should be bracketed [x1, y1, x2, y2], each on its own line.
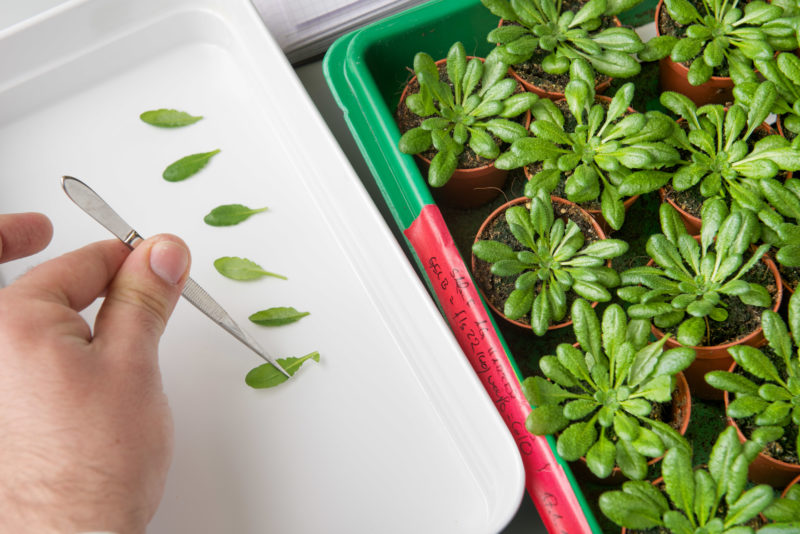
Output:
[93, 234, 190, 364]
[12, 239, 130, 311]
[0, 213, 53, 263]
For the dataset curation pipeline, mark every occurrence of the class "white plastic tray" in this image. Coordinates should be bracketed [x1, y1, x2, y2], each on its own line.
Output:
[0, 0, 525, 532]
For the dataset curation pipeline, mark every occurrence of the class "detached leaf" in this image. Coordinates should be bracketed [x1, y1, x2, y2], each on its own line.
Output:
[245, 351, 320, 388]
[140, 108, 202, 127]
[249, 307, 310, 326]
[163, 149, 221, 182]
[203, 204, 268, 226]
[214, 256, 287, 281]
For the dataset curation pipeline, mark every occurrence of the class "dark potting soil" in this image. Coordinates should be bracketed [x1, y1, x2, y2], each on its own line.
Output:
[472, 200, 600, 328]
[503, 0, 615, 94]
[659, 260, 779, 347]
[733, 350, 799, 465]
[395, 62, 526, 170]
[779, 263, 800, 293]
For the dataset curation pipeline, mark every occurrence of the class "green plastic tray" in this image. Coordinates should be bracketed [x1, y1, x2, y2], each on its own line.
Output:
[323, 1, 660, 532]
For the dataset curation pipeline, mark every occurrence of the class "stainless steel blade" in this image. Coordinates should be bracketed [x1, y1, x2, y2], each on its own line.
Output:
[61, 176, 290, 377]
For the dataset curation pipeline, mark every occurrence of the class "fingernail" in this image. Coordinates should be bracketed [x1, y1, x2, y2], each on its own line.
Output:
[150, 240, 189, 285]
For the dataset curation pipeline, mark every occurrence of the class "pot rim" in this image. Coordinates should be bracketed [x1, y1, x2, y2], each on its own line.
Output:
[471, 195, 605, 330]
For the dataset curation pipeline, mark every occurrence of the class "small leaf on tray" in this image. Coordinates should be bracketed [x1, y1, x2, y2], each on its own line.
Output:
[204, 204, 268, 226]
[213, 256, 286, 281]
[140, 108, 203, 127]
[249, 307, 310, 326]
[245, 351, 320, 388]
[163, 149, 220, 182]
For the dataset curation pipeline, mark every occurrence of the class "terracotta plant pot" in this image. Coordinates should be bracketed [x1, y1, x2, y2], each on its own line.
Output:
[783, 473, 800, 497]
[396, 57, 530, 209]
[524, 95, 640, 233]
[651, 249, 784, 400]
[498, 19, 619, 101]
[723, 362, 800, 488]
[658, 122, 781, 235]
[571, 371, 692, 485]
[655, 0, 734, 105]
[471, 196, 604, 331]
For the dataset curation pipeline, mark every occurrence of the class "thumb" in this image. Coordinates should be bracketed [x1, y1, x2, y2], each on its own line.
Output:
[93, 234, 190, 363]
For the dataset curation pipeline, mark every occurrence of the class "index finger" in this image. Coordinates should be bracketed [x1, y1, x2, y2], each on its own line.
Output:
[11, 239, 131, 311]
[0, 213, 53, 263]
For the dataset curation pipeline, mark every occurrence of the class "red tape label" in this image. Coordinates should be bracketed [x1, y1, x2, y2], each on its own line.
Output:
[404, 204, 592, 534]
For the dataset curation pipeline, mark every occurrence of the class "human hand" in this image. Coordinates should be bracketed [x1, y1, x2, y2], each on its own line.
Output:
[0, 213, 190, 534]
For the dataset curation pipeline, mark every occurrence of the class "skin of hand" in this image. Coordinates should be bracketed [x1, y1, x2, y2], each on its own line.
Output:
[0, 212, 190, 534]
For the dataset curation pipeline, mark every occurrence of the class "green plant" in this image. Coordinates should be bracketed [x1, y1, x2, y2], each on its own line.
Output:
[735, 54, 800, 137]
[706, 290, 800, 462]
[397, 41, 537, 187]
[599, 426, 798, 532]
[641, 0, 799, 86]
[618, 199, 772, 347]
[163, 149, 221, 182]
[660, 87, 800, 215]
[495, 59, 679, 230]
[480, 0, 644, 79]
[140, 108, 202, 128]
[246, 351, 320, 389]
[522, 298, 694, 479]
[472, 189, 628, 334]
[204, 204, 268, 226]
[757, 177, 800, 269]
[213, 256, 287, 281]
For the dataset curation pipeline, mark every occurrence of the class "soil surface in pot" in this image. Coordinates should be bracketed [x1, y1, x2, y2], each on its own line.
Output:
[733, 351, 800, 465]
[779, 263, 800, 293]
[657, 0, 760, 77]
[658, 260, 779, 347]
[395, 62, 525, 171]
[472, 199, 600, 328]
[504, 0, 615, 94]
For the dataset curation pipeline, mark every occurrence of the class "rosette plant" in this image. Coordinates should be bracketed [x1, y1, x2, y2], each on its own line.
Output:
[480, 0, 644, 78]
[757, 177, 800, 269]
[471, 189, 628, 335]
[660, 87, 800, 214]
[599, 426, 798, 532]
[641, 0, 799, 86]
[736, 53, 800, 137]
[618, 199, 772, 347]
[706, 291, 800, 461]
[397, 41, 538, 187]
[495, 59, 679, 230]
[522, 298, 694, 479]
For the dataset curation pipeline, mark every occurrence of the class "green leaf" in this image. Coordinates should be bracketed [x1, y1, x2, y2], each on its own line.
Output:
[428, 149, 458, 187]
[556, 420, 598, 461]
[727, 394, 770, 418]
[586, 432, 616, 478]
[664, 0, 701, 24]
[728, 346, 782, 383]
[572, 298, 602, 359]
[245, 351, 320, 388]
[203, 204, 268, 226]
[632, 426, 666, 458]
[398, 127, 433, 154]
[249, 307, 310, 326]
[616, 438, 648, 480]
[526, 404, 571, 435]
[663, 446, 695, 515]
[505, 287, 535, 319]
[539, 355, 577, 387]
[726, 485, 776, 526]
[570, 0, 607, 27]
[677, 316, 706, 346]
[599, 488, 666, 529]
[140, 108, 202, 127]
[163, 149, 220, 182]
[709, 426, 742, 494]
[213, 256, 287, 281]
[639, 35, 678, 61]
[705, 371, 760, 395]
